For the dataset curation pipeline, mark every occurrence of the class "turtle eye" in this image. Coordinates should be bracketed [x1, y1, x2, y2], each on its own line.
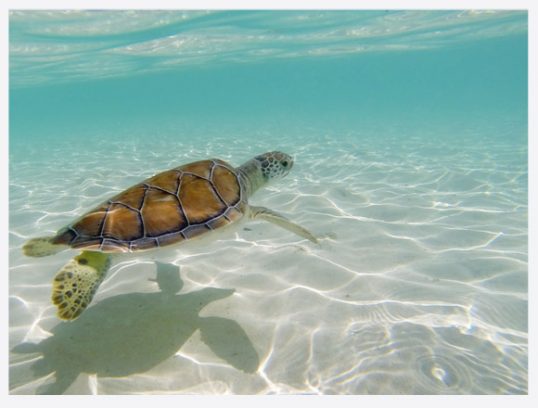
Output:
[282, 161, 289, 167]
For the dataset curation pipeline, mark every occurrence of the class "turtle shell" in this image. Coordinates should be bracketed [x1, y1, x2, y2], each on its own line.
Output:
[51, 159, 247, 252]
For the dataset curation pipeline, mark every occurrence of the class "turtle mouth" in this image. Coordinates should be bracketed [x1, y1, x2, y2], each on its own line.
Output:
[281, 155, 294, 176]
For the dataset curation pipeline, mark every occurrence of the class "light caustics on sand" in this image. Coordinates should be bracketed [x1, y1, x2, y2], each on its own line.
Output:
[9, 119, 527, 393]
[10, 126, 527, 393]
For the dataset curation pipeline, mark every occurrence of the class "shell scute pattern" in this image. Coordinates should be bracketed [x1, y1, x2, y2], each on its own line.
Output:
[178, 160, 212, 179]
[145, 168, 181, 194]
[111, 187, 146, 210]
[142, 189, 185, 237]
[102, 204, 142, 241]
[54, 159, 245, 252]
[179, 175, 226, 224]
[70, 206, 108, 237]
[212, 164, 241, 206]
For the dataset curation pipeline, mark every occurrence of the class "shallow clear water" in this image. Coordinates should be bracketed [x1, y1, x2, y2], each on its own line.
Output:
[9, 10, 528, 394]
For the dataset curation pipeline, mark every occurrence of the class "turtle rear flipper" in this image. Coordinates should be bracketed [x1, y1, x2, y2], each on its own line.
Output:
[250, 206, 318, 244]
[23, 237, 66, 257]
[52, 251, 111, 320]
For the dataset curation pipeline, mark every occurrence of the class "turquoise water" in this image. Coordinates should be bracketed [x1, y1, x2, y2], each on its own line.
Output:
[9, 11, 528, 394]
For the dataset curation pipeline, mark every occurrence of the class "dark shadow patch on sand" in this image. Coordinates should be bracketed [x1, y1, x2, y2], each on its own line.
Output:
[11, 261, 259, 394]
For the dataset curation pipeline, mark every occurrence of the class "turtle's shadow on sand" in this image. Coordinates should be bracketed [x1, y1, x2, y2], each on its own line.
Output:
[11, 262, 260, 394]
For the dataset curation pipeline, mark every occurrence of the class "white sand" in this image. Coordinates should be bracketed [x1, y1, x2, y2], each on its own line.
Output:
[9, 119, 527, 394]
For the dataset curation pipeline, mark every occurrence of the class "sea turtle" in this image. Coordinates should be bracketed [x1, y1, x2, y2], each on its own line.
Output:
[23, 151, 317, 320]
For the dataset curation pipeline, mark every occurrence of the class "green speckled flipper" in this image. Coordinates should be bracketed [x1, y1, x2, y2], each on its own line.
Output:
[23, 236, 65, 257]
[52, 251, 112, 320]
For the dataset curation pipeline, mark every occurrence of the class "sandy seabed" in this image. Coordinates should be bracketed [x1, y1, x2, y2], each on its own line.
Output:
[9, 118, 527, 394]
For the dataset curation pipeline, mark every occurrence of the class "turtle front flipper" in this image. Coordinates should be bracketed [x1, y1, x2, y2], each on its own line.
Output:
[52, 251, 112, 320]
[23, 237, 67, 257]
[249, 206, 318, 244]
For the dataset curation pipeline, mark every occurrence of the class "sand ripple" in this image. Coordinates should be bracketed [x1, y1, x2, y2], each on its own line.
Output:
[9, 119, 527, 394]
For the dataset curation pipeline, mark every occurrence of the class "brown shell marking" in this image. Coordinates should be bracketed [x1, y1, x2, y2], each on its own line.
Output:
[52, 159, 245, 252]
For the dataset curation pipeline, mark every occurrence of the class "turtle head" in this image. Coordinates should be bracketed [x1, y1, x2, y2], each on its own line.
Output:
[238, 151, 293, 197]
[254, 151, 293, 181]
